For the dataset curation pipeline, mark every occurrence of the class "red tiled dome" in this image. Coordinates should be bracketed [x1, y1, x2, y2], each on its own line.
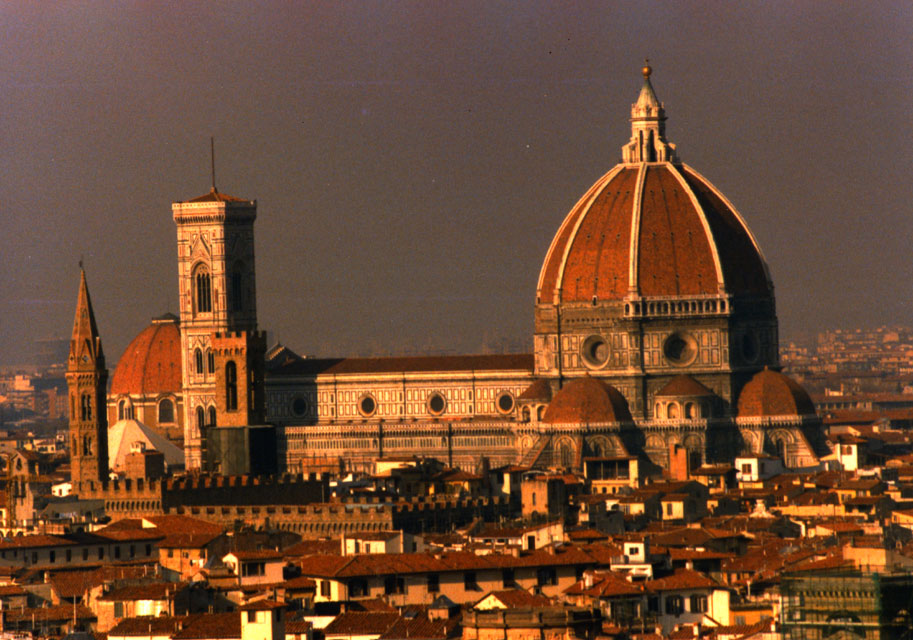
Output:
[655, 375, 714, 398]
[543, 376, 632, 424]
[110, 314, 182, 395]
[737, 368, 816, 418]
[537, 163, 771, 304]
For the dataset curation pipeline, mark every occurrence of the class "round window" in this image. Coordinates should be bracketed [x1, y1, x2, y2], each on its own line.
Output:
[291, 396, 308, 417]
[663, 332, 698, 366]
[496, 392, 515, 414]
[581, 335, 610, 368]
[427, 392, 446, 416]
[358, 395, 377, 417]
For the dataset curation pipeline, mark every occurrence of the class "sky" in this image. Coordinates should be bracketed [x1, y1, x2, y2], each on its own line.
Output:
[2, 1, 912, 367]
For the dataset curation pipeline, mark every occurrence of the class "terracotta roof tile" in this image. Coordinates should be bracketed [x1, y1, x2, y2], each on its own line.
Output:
[645, 568, 720, 592]
[478, 588, 552, 608]
[108, 615, 190, 637]
[99, 582, 185, 602]
[324, 612, 400, 636]
[184, 188, 250, 203]
[172, 612, 240, 640]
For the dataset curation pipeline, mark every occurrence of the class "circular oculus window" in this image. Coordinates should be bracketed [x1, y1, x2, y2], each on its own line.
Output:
[663, 331, 699, 366]
[496, 392, 515, 414]
[291, 396, 308, 417]
[581, 335, 610, 368]
[427, 392, 446, 416]
[358, 394, 377, 417]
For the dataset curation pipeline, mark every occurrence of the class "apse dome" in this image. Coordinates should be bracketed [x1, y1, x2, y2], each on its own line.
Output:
[543, 376, 632, 424]
[737, 368, 816, 418]
[111, 313, 182, 396]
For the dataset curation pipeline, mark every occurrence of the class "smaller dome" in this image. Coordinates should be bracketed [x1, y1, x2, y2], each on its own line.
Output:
[656, 375, 714, 398]
[737, 368, 816, 418]
[111, 314, 182, 396]
[543, 376, 632, 424]
[518, 379, 553, 402]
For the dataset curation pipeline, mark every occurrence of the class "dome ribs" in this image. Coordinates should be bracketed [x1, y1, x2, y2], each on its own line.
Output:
[538, 166, 625, 303]
[680, 167, 772, 297]
[637, 166, 717, 297]
[110, 319, 182, 396]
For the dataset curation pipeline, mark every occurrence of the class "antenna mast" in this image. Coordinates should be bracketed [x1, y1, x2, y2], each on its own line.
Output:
[210, 136, 216, 192]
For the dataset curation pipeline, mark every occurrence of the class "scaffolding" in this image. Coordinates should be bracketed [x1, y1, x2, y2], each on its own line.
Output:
[780, 567, 913, 640]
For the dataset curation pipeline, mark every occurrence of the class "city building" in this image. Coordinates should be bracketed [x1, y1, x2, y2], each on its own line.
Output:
[81, 66, 828, 481]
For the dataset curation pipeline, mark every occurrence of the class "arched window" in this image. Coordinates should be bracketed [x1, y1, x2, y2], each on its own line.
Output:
[196, 407, 205, 429]
[667, 403, 680, 420]
[119, 398, 134, 421]
[158, 398, 174, 424]
[230, 265, 244, 312]
[194, 349, 204, 375]
[775, 437, 786, 461]
[80, 394, 92, 421]
[208, 406, 217, 427]
[194, 268, 212, 314]
[225, 361, 238, 411]
[207, 349, 215, 374]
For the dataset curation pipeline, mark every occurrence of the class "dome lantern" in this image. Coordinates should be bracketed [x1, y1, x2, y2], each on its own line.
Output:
[622, 62, 678, 164]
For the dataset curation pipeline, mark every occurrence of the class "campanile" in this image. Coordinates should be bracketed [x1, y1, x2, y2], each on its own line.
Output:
[172, 187, 259, 468]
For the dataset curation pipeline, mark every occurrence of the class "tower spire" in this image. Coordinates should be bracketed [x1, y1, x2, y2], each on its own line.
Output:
[66, 268, 109, 491]
[70, 267, 104, 366]
[622, 61, 678, 163]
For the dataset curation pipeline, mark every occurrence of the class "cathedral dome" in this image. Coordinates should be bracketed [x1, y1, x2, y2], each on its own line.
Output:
[737, 368, 816, 418]
[543, 376, 632, 424]
[537, 70, 772, 306]
[110, 314, 182, 395]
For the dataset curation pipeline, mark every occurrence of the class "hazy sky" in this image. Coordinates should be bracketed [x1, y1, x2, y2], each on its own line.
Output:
[2, 1, 912, 366]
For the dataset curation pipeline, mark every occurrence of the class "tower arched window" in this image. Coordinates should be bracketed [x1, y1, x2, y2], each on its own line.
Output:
[230, 265, 244, 312]
[158, 398, 174, 424]
[207, 349, 215, 374]
[195, 349, 204, 375]
[194, 268, 212, 314]
[208, 406, 217, 427]
[118, 399, 126, 421]
[196, 407, 205, 430]
[225, 361, 238, 411]
[80, 394, 92, 421]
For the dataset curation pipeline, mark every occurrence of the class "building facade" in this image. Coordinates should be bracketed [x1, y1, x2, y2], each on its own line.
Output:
[101, 67, 828, 476]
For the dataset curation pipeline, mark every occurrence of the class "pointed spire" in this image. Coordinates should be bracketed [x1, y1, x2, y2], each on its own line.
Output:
[622, 61, 678, 163]
[634, 62, 661, 111]
[69, 268, 105, 369]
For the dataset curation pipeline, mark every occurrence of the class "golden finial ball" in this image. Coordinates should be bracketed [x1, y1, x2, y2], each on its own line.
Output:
[642, 61, 652, 78]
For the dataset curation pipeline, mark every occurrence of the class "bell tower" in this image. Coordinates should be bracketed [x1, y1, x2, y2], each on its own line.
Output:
[173, 187, 259, 469]
[66, 269, 109, 490]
